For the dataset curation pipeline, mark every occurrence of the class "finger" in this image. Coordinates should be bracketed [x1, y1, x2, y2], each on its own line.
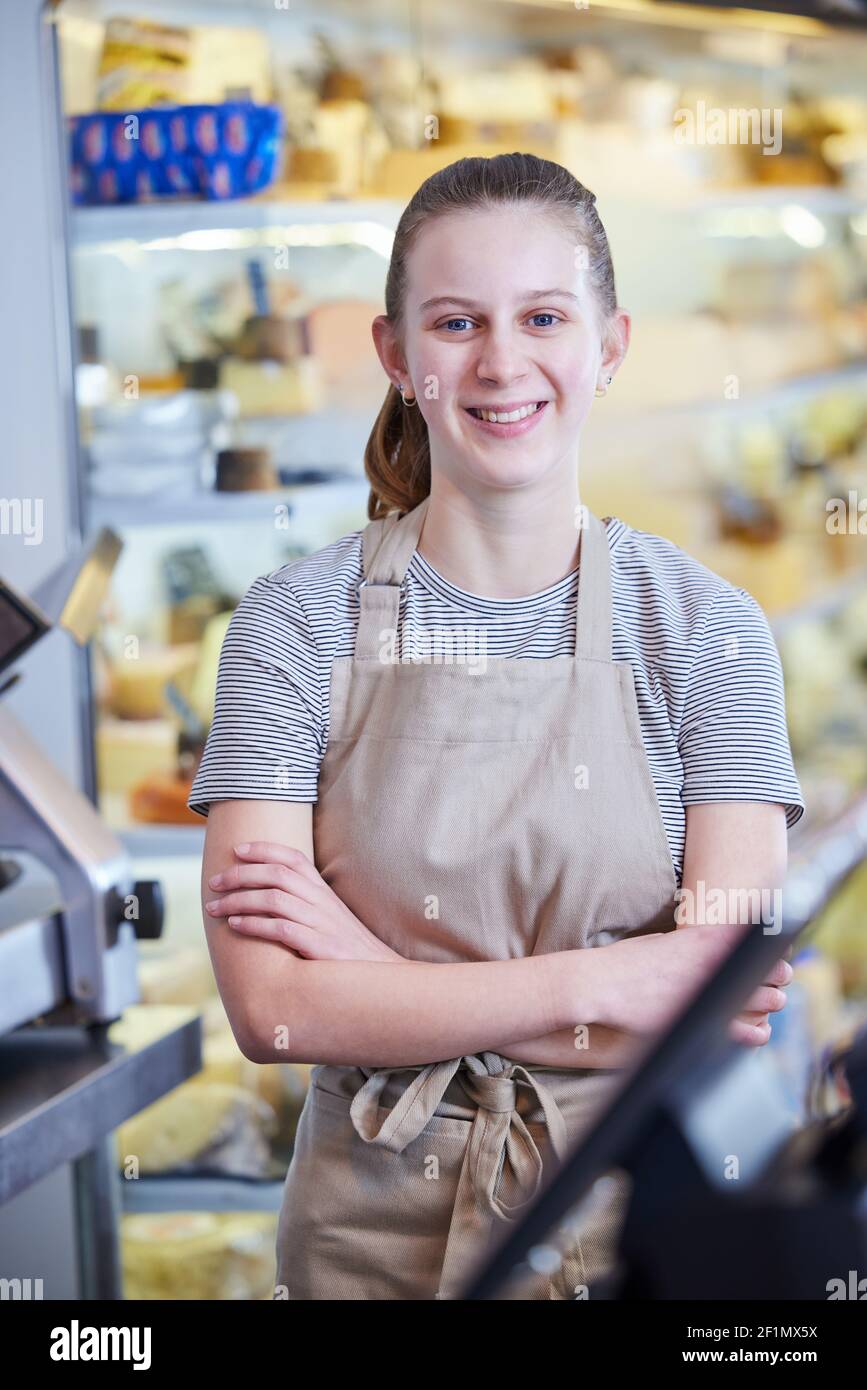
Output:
[206, 887, 320, 925]
[766, 958, 794, 987]
[742, 985, 787, 1014]
[225, 913, 322, 957]
[233, 841, 321, 886]
[728, 1016, 772, 1046]
[208, 859, 320, 906]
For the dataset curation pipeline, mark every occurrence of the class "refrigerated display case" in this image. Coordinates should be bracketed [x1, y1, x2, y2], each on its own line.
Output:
[2, 0, 865, 1299]
[57, 0, 867, 844]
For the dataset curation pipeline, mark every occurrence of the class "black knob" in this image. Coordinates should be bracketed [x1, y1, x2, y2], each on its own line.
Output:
[106, 880, 165, 941]
[130, 879, 164, 940]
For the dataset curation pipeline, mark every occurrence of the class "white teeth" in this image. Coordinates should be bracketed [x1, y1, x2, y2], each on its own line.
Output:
[469, 402, 542, 424]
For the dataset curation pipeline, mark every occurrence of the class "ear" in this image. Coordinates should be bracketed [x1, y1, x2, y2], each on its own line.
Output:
[600, 307, 631, 382]
[371, 314, 408, 389]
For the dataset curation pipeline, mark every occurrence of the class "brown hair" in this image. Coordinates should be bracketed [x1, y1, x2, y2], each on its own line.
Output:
[363, 151, 618, 520]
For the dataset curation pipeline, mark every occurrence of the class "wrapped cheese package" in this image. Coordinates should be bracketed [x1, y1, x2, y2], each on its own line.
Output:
[122, 1212, 277, 1300]
[115, 1080, 276, 1175]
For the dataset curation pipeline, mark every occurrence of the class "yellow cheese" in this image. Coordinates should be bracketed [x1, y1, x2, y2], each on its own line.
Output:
[218, 356, 323, 417]
[189, 26, 271, 104]
[187, 611, 233, 730]
[115, 1082, 275, 1173]
[96, 717, 178, 793]
[137, 945, 217, 1007]
[108, 644, 199, 720]
[122, 1212, 277, 1300]
[695, 536, 817, 616]
[367, 141, 558, 199]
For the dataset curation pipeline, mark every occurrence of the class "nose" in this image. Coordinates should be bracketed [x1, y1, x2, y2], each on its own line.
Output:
[473, 323, 530, 387]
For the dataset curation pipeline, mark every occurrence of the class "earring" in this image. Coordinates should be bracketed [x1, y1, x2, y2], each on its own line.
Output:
[398, 383, 417, 407]
[594, 375, 612, 398]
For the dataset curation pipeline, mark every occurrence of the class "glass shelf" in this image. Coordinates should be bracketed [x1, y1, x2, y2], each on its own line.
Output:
[71, 196, 404, 250]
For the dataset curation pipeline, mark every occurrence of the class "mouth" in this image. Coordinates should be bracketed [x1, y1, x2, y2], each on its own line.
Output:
[462, 399, 550, 437]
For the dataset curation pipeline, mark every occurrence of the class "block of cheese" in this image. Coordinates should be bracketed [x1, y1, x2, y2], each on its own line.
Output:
[96, 17, 191, 110]
[311, 99, 376, 198]
[436, 63, 556, 123]
[193, 996, 314, 1119]
[187, 610, 232, 730]
[96, 716, 178, 793]
[57, 16, 104, 117]
[96, 18, 272, 111]
[191, 1015, 311, 1120]
[190, 25, 271, 104]
[108, 643, 199, 720]
[122, 1212, 277, 1301]
[367, 141, 559, 199]
[115, 1081, 275, 1173]
[218, 355, 323, 417]
[137, 945, 216, 1007]
[286, 146, 340, 185]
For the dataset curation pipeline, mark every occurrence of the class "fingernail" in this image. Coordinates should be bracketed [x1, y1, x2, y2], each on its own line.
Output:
[235, 843, 250, 854]
[208, 874, 223, 888]
[206, 900, 219, 911]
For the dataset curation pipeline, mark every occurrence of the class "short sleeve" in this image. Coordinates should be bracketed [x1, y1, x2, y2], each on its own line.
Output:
[186, 574, 323, 817]
[678, 585, 805, 830]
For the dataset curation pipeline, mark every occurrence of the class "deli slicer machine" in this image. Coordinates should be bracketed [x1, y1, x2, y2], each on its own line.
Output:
[0, 530, 202, 1299]
[0, 529, 164, 1031]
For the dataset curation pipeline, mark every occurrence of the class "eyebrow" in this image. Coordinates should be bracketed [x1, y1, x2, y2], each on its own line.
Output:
[418, 289, 582, 312]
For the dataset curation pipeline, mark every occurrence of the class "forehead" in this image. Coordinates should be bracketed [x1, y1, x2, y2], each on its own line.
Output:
[407, 207, 582, 306]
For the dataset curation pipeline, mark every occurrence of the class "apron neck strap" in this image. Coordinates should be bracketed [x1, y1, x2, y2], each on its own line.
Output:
[355, 496, 611, 663]
[354, 496, 430, 659]
[573, 508, 613, 662]
[362, 495, 431, 586]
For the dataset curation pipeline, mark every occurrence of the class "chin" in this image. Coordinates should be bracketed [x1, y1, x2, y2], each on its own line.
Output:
[464, 459, 553, 491]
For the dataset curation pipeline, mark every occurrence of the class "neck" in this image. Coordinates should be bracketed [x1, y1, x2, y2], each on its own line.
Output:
[415, 476, 585, 600]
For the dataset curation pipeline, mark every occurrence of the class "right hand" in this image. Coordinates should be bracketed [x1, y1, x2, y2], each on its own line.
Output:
[579, 922, 791, 1046]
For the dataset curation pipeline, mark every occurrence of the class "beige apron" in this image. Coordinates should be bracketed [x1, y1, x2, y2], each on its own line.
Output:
[274, 495, 679, 1300]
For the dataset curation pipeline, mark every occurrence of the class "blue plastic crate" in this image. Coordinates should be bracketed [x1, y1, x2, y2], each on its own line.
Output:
[68, 102, 285, 205]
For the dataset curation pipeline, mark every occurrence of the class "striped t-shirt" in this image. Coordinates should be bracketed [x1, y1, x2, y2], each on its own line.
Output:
[187, 514, 805, 888]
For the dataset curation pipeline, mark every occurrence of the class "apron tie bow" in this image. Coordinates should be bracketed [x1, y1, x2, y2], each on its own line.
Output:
[349, 1052, 570, 1298]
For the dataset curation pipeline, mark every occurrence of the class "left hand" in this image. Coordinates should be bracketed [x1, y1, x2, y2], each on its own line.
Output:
[727, 954, 792, 1045]
[205, 841, 404, 963]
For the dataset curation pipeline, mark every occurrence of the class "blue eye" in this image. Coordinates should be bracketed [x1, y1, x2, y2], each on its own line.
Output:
[437, 313, 561, 332]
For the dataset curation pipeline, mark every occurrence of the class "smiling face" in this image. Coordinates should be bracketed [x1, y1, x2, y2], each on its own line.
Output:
[374, 204, 629, 495]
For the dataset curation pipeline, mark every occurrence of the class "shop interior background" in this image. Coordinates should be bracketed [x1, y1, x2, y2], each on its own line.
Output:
[1, 0, 866, 1299]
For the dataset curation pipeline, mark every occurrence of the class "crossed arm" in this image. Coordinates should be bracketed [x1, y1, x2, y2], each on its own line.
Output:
[199, 798, 790, 1068]
[497, 799, 790, 1067]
